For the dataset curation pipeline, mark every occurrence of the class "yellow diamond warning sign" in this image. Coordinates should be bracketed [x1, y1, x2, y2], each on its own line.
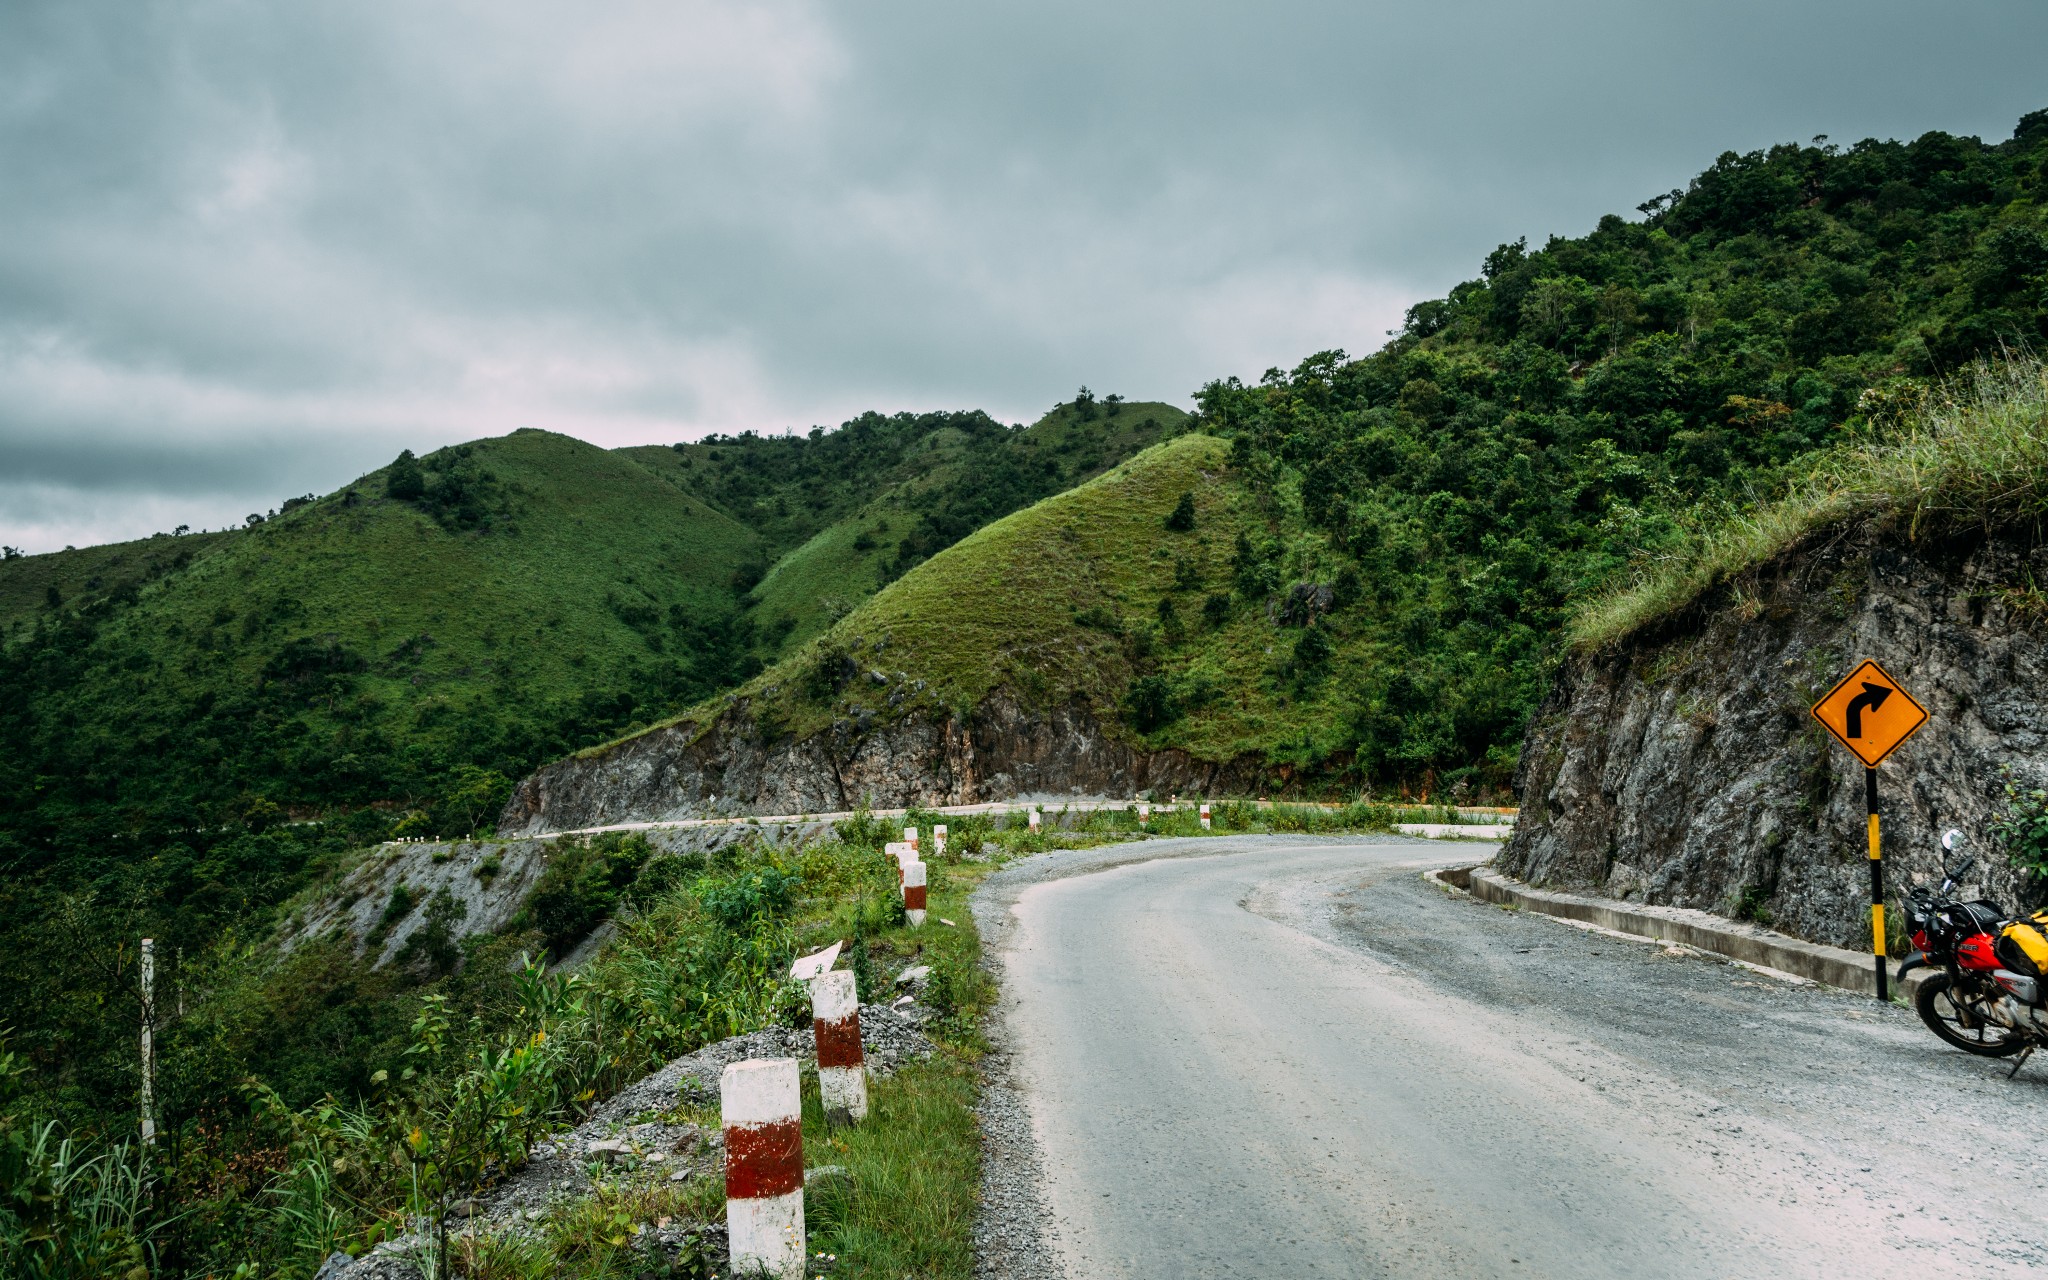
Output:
[1810, 659, 1928, 768]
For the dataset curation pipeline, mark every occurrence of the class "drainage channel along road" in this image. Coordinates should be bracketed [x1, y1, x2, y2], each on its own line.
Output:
[971, 835, 2048, 1280]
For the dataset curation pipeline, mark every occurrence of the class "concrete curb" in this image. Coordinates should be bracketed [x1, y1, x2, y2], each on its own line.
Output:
[1440, 865, 1921, 1000]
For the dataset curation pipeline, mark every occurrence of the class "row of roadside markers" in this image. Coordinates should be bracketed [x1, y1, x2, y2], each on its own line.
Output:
[721, 938, 864, 1279]
[715, 821, 952, 1278]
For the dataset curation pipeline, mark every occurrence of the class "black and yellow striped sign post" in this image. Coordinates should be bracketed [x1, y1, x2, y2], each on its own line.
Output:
[1811, 660, 1929, 1001]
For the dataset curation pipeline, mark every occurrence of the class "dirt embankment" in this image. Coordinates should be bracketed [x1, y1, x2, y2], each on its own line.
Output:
[497, 694, 1260, 836]
[1503, 525, 2048, 948]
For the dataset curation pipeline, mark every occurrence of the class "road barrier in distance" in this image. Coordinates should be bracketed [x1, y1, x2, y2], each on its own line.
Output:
[903, 859, 927, 927]
[811, 970, 867, 1125]
[721, 1058, 805, 1279]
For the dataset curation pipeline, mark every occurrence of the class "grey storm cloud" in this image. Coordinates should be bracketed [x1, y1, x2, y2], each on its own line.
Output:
[1, 0, 2044, 550]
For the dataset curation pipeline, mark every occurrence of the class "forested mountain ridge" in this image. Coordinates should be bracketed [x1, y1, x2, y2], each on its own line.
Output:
[534, 112, 2048, 818]
[1181, 112, 2048, 788]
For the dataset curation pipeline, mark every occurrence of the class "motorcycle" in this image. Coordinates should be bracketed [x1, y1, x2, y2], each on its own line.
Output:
[1897, 830, 2048, 1076]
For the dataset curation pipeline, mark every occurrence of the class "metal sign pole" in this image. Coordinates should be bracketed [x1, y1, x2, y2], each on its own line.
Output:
[1865, 769, 1887, 1002]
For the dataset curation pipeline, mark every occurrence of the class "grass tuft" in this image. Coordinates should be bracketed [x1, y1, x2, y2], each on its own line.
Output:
[1572, 352, 2048, 650]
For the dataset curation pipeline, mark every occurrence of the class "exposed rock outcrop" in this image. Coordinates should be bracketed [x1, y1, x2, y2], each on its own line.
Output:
[282, 821, 831, 966]
[1502, 526, 2048, 949]
[498, 694, 1258, 836]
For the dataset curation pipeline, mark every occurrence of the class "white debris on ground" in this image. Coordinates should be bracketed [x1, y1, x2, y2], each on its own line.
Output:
[316, 999, 935, 1280]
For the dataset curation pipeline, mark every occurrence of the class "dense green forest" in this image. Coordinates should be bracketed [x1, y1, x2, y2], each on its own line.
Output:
[3, 109, 2046, 1275]
[1188, 113, 2048, 781]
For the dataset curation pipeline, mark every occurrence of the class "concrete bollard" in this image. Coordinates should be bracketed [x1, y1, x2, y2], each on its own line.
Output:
[1028, 807, 1042, 833]
[811, 970, 867, 1125]
[904, 825, 918, 854]
[1200, 803, 1212, 830]
[1137, 802, 1150, 827]
[933, 823, 947, 857]
[885, 840, 912, 885]
[902, 859, 927, 927]
[721, 1059, 805, 1279]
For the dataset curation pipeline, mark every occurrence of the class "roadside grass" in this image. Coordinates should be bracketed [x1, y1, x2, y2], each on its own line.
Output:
[1572, 351, 2048, 651]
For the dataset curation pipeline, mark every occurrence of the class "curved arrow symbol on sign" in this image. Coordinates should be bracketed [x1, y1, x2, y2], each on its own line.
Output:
[1844, 682, 1891, 738]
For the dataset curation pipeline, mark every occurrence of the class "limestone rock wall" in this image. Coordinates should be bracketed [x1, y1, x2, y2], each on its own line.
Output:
[497, 694, 1257, 837]
[1502, 526, 2048, 949]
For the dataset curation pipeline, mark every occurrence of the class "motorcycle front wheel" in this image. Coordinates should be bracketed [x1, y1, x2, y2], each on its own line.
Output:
[1916, 972, 2025, 1057]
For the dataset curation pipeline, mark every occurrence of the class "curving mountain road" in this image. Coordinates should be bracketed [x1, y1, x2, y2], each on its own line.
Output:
[973, 836, 2048, 1279]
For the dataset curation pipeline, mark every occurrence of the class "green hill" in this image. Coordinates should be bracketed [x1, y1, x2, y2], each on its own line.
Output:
[620, 396, 1187, 656]
[584, 111, 2048, 805]
[0, 401, 1185, 1133]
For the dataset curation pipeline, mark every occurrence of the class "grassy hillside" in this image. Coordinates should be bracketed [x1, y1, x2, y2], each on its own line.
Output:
[2, 429, 764, 839]
[0, 530, 235, 634]
[1572, 350, 2048, 648]
[607, 432, 1387, 783]
[622, 396, 1188, 655]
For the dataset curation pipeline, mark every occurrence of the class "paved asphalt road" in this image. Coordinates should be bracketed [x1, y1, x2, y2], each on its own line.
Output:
[976, 835, 2048, 1279]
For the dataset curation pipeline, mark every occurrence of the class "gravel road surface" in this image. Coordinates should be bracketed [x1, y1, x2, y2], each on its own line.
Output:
[973, 835, 2048, 1279]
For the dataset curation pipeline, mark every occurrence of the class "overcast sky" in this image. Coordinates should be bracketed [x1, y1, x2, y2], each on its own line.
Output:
[2, 1, 2044, 552]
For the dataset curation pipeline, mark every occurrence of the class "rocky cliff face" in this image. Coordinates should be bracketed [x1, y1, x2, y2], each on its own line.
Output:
[498, 694, 1257, 836]
[1502, 525, 2048, 949]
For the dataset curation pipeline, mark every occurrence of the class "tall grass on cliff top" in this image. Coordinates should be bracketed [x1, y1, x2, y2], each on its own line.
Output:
[1573, 352, 2048, 651]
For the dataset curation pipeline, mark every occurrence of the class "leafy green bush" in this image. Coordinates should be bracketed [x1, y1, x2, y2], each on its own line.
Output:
[518, 834, 653, 957]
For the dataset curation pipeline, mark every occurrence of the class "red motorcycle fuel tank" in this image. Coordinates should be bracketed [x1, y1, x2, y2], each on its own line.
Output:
[1958, 933, 2002, 971]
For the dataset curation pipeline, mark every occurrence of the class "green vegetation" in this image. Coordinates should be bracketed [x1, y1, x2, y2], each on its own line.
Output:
[623, 396, 1186, 653]
[592, 112, 2048, 805]
[0, 401, 1175, 1183]
[7, 105, 2048, 1277]
[1572, 351, 2048, 647]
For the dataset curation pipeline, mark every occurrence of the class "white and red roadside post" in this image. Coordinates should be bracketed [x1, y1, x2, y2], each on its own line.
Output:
[903, 825, 919, 854]
[1028, 807, 1042, 834]
[721, 1058, 805, 1279]
[1137, 801, 1150, 828]
[811, 970, 867, 1125]
[902, 860, 927, 927]
[885, 840, 911, 885]
[1200, 803, 1212, 830]
[933, 823, 947, 857]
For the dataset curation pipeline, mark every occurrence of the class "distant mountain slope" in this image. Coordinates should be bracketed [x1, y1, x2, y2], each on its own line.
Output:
[503, 432, 1369, 829]
[0, 429, 764, 847]
[620, 396, 1188, 656]
[0, 530, 235, 635]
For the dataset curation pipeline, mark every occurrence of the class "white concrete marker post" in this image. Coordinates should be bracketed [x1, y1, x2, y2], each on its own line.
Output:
[722, 1059, 805, 1280]
[885, 841, 912, 886]
[139, 938, 156, 1147]
[1200, 803, 1212, 830]
[811, 970, 868, 1125]
[1028, 807, 1042, 834]
[933, 823, 947, 858]
[904, 825, 918, 854]
[1137, 802, 1150, 828]
[902, 860, 927, 927]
